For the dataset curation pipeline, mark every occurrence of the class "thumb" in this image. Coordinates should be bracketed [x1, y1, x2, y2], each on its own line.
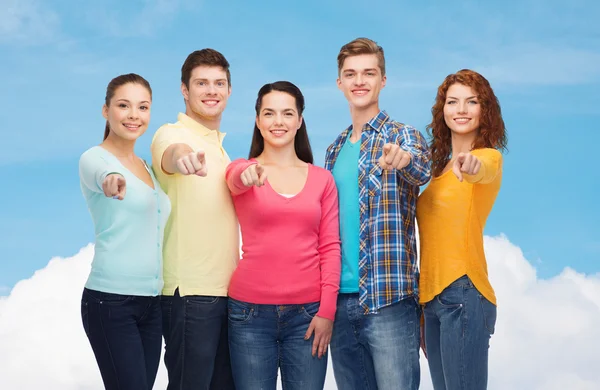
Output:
[304, 321, 315, 340]
[255, 163, 264, 175]
[196, 149, 205, 162]
[383, 143, 392, 155]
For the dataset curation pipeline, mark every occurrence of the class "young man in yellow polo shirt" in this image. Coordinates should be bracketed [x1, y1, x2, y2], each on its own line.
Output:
[151, 48, 239, 390]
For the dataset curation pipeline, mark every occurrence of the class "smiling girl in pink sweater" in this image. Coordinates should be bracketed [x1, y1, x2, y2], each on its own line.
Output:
[225, 81, 341, 390]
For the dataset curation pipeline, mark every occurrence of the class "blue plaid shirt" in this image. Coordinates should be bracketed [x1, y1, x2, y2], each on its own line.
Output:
[325, 111, 431, 313]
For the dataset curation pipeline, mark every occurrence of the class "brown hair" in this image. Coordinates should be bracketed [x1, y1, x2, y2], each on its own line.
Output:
[181, 48, 231, 89]
[103, 73, 152, 140]
[426, 69, 508, 177]
[337, 37, 385, 76]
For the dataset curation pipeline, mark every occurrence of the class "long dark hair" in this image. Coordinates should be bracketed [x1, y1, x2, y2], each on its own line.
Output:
[426, 69, 507, 177]
[103, 73, 152, 140]
[248, 81, 314, 164]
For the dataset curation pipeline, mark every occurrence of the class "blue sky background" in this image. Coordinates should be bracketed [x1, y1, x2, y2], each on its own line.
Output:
[1, 0, 598, 292]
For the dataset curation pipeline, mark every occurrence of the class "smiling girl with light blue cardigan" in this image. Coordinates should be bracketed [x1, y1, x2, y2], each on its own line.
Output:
[79, 73, 170, 390]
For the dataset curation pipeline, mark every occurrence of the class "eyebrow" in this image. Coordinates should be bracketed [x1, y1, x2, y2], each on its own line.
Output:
[343, 68, 378, 73]
[261, 108, 297, 113]
[116, 99, 151, 104]
[447, 95, 478, 100]
[192, 78, 228, 82]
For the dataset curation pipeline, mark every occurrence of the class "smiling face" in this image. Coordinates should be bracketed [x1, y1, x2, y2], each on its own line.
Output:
[102, 82, 151, 142]
[337, 54, 386, 111]
[443, 83, 481, 137]
[256, 91, 302, 150]
[181, 65, 231, 126]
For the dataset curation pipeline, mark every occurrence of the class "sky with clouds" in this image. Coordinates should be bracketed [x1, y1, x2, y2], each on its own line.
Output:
[0, 0, 599, 388]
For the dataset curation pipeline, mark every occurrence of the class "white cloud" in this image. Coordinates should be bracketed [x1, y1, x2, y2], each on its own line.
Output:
[0, 0, 60, 44]
[1, 235, 599, 389]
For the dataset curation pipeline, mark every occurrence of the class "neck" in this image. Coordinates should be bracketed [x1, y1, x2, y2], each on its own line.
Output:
[258, 144, 302, 167]
[102, 134, 136, 158]
[451, 131, 477, 157]
[186, 107, 221, 131]
[349, 103, 380, 140]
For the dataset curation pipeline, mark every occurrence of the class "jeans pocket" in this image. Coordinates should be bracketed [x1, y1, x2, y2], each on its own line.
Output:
[300, 302, 320, 320]
[228, 299, 253, 324]
[186, 295, 219, 305]
[479, 295, 497, 335]
[436, 286, 464, 308]
[84, 288, 133, 306]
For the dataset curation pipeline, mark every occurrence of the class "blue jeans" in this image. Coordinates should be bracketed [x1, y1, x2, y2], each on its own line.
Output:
[160, 288, 234, 390]
[330, 294, 421, 390]
[228, 299, 328, 390]
[81, 288, 162, 390]
[423, 275, 497, 390]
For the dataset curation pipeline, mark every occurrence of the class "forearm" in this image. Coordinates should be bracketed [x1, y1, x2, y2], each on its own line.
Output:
[317, 244, 341, 321]
[399, 150, 431, 186]
[161, 143, 194, 174]
[225, 159, 257, 196]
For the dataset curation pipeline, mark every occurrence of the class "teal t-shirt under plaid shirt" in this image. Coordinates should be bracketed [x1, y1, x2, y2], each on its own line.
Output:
[332, 137, 361, 293]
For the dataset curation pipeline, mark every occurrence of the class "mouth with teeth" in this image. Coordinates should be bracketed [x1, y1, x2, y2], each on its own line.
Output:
[269, 129, 288, 137]
[123, 123, 141, 131]
[352, 89, 369, 96]
[202, 99, 219, 107]
[454, 118, 471, 124]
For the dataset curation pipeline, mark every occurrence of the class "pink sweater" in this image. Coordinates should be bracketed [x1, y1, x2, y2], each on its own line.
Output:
[225, 159, 341, 320]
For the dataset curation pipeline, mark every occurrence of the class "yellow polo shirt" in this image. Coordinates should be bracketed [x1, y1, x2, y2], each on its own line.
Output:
[151, 113, 239, 297]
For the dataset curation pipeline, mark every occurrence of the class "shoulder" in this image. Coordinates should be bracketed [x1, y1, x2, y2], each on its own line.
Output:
[151, 121, 187, 144]
[310, 165, 336, 185]
[79, 146, 106, 166]
[384, 119, 419, 135]
[326, 128, 351, 152]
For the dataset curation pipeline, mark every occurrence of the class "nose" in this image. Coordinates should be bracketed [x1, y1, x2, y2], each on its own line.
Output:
[457, 101, 468, 114]
[128, 107, 139, 119]
[354, 73, 364, 86]
[274, 113, 284, 125]
[206, 83, 217, 95]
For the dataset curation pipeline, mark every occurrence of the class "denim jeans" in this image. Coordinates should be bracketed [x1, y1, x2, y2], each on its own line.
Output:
[160, 288, 234, 390]
[81, 288, 162, 390]
[228, 299, 328, 390]
[330, 294, 421, 390]
[423, 275, 497, 390]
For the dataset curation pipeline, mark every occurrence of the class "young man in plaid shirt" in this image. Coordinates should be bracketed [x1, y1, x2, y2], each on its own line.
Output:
[325, 37, 431, 390]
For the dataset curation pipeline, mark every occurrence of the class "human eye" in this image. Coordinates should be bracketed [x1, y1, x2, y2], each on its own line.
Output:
[263, 112, 272, 117]
[197, 81, 205, 86]
[366, 72, 376, 76]
[217, 81, 226, 87]
[468, 99, 479, 105]
[118, 103, 128, 108]
[285, 112, 294, 117]
[446, 100, 456, 105]
[344, 72, 354, 78]
[140, 105, 149, 111]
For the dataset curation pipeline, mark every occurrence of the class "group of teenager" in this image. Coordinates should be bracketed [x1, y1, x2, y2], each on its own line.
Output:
[79, 37, 507, 390]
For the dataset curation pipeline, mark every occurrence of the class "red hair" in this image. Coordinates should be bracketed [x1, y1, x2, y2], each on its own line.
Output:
[426, 69, 507, 177]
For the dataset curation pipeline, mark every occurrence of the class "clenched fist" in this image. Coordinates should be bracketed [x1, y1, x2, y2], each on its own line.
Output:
[378, 143, 411, 171]
[103, 174, 126, 200]
[241, 163, 267, 187]
[176, 150, 207, 176]
[452, 152, 481, 182]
